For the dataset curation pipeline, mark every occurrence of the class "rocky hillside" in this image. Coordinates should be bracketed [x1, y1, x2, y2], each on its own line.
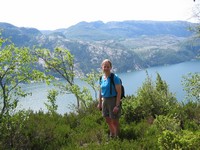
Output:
[0, 21, 199, 75]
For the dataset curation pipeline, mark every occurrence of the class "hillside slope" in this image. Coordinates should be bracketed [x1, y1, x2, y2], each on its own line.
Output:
[0, 21, 199, 74]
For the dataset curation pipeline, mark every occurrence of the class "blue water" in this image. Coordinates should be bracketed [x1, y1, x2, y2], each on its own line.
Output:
[16, 60, 200, 114]
[120, 60, 200, 100]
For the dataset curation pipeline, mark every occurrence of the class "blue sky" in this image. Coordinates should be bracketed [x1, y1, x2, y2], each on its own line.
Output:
[0, 0, 198, 30]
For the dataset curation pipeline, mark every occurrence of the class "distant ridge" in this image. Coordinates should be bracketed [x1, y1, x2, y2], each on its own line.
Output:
[0, 20, 199, 74]
[56, 20, 194, 41]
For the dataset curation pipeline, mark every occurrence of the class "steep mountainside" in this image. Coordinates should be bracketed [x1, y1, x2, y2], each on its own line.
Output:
[0, 21, 199, 75]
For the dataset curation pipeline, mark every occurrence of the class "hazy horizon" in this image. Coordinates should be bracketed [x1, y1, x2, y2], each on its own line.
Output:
[0, 0, 197, 30]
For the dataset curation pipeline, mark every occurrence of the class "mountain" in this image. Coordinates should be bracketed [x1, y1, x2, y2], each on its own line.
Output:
[0, 22, 42, 47]
[54, 20, 194, 41]
[0, 21, 199, 75]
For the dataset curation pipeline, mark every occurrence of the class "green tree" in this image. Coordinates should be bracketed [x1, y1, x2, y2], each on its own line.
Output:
[182, 1, 200, 104]
[0, 41, 46, 120]
[182, 72, 200, 103]
[81, 69, 100, 100]
[123, 72, 177, 122]
[0, 39, 47, 149]
[35, 47, 93, 110]
[44, 89, 58, 114]
[156, 73, 168, 94]
[140, 72, 177, 117]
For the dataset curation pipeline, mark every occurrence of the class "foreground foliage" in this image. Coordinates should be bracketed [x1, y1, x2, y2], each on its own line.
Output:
[0, 73, 200, 150]
[0, 36, 199, 149]
[0, 101, 199, 149]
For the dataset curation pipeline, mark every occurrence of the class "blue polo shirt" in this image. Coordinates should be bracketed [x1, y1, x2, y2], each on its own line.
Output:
[100, 73, 121, 98]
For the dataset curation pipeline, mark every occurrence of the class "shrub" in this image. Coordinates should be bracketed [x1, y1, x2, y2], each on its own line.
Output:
[122, 72, 178, 123]
[22, 111, 72, 149]
[154, 115, 181, 132]
[158, 130, 200, 150]
[182, 101, 200, 127]
[0, 110, 29, 149]
[122, 95, 145, 123]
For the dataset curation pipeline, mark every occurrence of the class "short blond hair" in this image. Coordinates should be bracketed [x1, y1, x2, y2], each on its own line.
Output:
[101, 59, 112, 68]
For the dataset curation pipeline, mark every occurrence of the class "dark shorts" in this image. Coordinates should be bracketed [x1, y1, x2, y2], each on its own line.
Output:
[102, 97, 121, 119]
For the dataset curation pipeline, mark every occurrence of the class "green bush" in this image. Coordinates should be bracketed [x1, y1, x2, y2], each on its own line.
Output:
[154, 115, 181, 132]
[122, 96, 146, 123]
[22, 111, 72, 149]
[122, 73, 178, 123]
[158, 130, 200, 150]
[182, 102, 200, 126]
[0, 110, 29, 149]
[120, 120, 159, 149]
[120, 120, 149, 140]
[184, 120, 200, 131]
[172, 101, 200, 130]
